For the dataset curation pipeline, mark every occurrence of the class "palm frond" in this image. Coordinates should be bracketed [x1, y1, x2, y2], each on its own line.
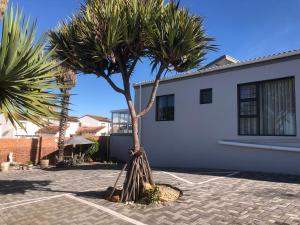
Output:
[0, 6, 62, 128]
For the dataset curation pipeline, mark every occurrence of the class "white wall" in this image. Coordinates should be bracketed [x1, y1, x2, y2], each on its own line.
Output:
[110, 134, 132, 162]
[79, 116, 100, 127]
[79, 116, 111, 135]
[0, 115, 40, 138]
[135, 56, 300, 175]
[66, 121, 79, 137]
[0, 114, 14, 138]
[13, 121, 40, 137]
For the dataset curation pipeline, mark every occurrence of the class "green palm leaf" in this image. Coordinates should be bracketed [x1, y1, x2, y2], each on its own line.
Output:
[0, 6, 62, 128]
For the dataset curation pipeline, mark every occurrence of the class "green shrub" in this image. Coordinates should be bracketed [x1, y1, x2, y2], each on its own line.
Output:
[86, 138, 99, 159]
[145, 186, 161, 203]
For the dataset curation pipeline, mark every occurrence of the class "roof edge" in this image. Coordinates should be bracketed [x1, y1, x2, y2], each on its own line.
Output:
[133, 49, 300, 88]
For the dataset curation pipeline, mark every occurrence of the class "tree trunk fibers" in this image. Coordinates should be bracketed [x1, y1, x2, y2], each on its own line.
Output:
[57, 90, 70, 162]
[121, 148, 154, 202]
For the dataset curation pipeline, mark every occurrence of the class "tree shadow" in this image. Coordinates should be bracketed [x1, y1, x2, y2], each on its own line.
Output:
[44, 163, 123, 171]
[0, 180, 52, 195]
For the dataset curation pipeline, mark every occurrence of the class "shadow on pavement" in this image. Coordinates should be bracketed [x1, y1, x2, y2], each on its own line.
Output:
[0, 180, 52, 194]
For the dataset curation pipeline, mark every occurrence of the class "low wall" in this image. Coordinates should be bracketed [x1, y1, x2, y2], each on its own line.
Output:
[0, 137, 56, 165]
[0, 136, 104, 165]
[110, 134, 132, 162]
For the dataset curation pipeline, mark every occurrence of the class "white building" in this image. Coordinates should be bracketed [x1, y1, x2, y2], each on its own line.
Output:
[0, 114, 111, 138]
[77, 115, 111, 136]
[111, 49, 300, 175]
[0, 114, 40, 138]
[36, 116, 80, 138]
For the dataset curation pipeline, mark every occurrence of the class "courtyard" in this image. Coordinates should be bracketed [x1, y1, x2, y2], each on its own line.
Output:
[0, 165, 300, 225]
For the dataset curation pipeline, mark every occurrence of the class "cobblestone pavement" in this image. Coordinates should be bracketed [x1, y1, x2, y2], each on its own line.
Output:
[0, 164, 300, 225]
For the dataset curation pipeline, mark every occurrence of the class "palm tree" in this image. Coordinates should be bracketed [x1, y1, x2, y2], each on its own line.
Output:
[0, 6, 62, 128]
[49, 0, 216, 202]
[56, 66, 76, 163]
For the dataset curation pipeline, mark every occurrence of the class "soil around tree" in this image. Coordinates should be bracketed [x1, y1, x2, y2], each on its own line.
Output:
[105, 183, 182, 205]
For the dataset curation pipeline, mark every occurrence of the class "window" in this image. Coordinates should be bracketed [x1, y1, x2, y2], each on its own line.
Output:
[200, 88, 212, 104]
[111, 110, 132, 133]
[156, 94, 174, 121]
[238, 77, 296, 136]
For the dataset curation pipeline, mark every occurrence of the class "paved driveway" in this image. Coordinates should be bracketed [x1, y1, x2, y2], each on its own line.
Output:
[0, 164, 300, 225]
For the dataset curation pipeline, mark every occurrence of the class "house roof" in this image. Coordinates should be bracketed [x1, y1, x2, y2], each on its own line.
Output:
[76, 126, 106, 135]
[68, 116, 79, 122]
[37, 125, 59, 134]
[80, 115, 110, 122]
[202, 55, 239, 69]
[134, 49, 300, 87]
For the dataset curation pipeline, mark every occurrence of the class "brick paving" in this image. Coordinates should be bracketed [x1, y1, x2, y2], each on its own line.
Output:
[0, 164, 300, 225]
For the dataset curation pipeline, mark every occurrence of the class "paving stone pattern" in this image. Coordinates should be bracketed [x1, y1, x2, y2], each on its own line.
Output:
[0, 164, 300, 225]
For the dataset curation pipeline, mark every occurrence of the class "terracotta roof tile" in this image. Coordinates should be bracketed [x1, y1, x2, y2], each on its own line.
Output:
[37, 125, 59, 134]
[76, 126, 106, 135]
[68, 116, 79, 122]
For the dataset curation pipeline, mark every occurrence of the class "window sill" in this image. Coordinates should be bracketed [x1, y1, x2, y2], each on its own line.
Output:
[218, 140, 300, 153]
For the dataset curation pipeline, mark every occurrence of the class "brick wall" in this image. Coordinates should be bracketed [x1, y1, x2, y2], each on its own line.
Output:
[0, 136, 107, 165]
[0, 137, 56, 165]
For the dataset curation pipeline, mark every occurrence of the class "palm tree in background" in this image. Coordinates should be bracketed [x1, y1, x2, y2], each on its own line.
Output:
[56, 66, 76, 163]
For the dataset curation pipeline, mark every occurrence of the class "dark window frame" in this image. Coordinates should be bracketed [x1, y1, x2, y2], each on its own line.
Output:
[156, 94, 175, 121]
[200, 88, 213, 104]
[237, 76, 296, 136]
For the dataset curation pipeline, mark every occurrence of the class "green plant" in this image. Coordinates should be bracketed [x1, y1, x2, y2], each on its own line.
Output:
[145, 186, 161, 204]
[86, 138, 99, 159]
[49, 0, 215, 202]
[0, 6, 62, 128]
[26, 161, 33, 165]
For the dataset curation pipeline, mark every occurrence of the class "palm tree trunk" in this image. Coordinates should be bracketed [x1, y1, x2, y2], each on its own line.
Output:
[57, 89, 70, 162]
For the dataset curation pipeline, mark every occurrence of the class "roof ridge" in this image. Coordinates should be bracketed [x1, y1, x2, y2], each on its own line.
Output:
[134, 48, 300, 87]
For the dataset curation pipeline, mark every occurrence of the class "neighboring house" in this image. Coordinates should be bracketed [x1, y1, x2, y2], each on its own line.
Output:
[125, 49, 300, 175]
[0, 114, 110, 138]
[36, 116, 80, 137]
[78, 115, 111, 136]
[0, 114, 40, 138]
[36, 125, 60, 137]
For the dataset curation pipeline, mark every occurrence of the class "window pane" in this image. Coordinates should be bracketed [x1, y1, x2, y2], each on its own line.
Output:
[156, 95, 174, 121]
[238, 77, 296, 136]
[260, 77, 296, 135]
[112, 113, 119, 123]
[239, 118, 258, 135]
[240, 84, 256, 99]
[200, 88, 212, 104]
[240, 101, 257, 116]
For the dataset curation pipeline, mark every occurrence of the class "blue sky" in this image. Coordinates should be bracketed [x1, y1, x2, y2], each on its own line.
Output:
[9, 0, 300, 117]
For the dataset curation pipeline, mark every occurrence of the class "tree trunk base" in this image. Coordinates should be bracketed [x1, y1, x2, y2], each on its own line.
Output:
[110, 147, 154, 203]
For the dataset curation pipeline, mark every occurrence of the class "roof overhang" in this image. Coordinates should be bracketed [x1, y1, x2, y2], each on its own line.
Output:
[134, 49, 300, 88]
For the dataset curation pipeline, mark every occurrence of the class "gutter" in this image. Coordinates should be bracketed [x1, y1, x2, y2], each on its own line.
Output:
[218, 140, 300, 153]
